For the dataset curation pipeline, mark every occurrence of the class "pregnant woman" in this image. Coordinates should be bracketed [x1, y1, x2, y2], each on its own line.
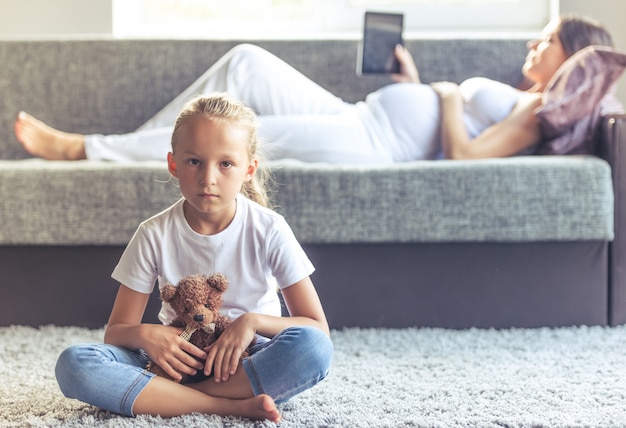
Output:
[15, 14, 619, 164]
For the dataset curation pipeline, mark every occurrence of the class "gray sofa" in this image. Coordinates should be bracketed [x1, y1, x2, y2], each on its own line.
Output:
[1, 39, 624, 329]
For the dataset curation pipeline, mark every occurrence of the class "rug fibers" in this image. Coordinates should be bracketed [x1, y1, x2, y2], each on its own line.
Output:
[1, 325, 625, 427]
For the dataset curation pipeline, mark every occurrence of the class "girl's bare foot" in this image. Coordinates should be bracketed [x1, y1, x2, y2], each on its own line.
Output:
[240, 394, 281, 423]
[189, 381, 280, 422]
[14, 111, 87, 160]
[195, 394, 280, 422]
[132, 376, 281, 422]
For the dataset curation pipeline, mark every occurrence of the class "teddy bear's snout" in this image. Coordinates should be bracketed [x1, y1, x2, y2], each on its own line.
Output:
[193, 314, 204, 322]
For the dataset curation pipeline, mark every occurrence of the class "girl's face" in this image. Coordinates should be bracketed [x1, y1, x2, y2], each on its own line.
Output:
[522, 19, 568, 91]
[167, 116, 257, 235]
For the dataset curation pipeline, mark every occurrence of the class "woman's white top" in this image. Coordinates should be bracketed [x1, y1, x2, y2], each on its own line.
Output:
[366, 77, 523, 161]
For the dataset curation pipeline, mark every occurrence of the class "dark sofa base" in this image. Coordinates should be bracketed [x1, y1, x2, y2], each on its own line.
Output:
[1, 246, 124, 328]
[305, 242, 608, 329]
[0, 241, 609, 329]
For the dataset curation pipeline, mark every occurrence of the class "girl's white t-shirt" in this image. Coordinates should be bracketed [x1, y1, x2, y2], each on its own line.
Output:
[111, 194, 315, 325]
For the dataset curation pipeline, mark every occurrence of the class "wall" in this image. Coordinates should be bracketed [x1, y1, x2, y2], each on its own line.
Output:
[0, 0, 112, 37]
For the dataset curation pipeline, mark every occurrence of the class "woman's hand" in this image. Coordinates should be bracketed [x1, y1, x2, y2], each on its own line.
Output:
[391, 45, 421, 84]
[430, 81, 462, 100]
[430, 81, 543, 159]
[140, 324, 207, 382]
[204, 314, 257, 382]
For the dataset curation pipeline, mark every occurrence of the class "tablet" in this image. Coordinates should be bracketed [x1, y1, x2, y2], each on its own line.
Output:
[358, 11, 404, 74]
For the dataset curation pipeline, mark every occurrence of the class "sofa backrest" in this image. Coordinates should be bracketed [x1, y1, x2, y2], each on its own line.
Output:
[0, 39, 528, 160]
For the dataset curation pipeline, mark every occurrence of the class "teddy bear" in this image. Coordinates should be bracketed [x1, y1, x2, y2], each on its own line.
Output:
[146, 272, 250, 384]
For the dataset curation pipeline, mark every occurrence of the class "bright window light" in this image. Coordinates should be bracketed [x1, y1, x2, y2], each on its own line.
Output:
[113, 0, 557, 39]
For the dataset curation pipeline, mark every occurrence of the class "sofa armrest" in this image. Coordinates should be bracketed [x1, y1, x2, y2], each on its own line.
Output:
[599, 114, 626, 325]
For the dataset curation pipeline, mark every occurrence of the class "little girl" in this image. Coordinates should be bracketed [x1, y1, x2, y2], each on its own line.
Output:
[55, 94, 333, 422]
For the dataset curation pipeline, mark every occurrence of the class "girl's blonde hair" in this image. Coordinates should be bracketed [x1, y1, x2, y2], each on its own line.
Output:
[171, 93, 271, 207]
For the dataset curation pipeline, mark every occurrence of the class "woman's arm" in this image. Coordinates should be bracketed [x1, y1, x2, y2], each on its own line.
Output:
[104, 284, 206, 381]
[205, 276, 330, 381]
[432, 81, 543, 159]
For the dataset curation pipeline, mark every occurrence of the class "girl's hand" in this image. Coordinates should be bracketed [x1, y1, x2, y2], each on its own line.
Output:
[104, 285, 207, 382]
[141, 324, 207, 382]
[204, 314, 257, 382]
[391, 45, 421, 84]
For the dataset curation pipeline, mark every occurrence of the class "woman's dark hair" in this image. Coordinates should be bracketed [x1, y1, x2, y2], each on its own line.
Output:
[558, 14, 614, 57]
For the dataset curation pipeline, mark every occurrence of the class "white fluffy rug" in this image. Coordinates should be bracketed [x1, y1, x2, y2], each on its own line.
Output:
[2, 325, 626, 427]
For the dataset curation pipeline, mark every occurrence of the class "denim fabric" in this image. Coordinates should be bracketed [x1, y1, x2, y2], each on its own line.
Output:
[55, 326, 333, 416]
[55, 343, 155, 416]
[243, 326, 333, 404]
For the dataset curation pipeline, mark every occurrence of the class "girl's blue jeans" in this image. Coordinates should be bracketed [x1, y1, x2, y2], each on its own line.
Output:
[55, 326, 333, 416]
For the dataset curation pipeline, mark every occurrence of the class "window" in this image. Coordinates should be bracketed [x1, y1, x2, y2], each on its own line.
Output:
[113, 0, 557, 39]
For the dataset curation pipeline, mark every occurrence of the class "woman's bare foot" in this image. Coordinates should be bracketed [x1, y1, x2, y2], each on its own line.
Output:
[14, 111, 87, 160]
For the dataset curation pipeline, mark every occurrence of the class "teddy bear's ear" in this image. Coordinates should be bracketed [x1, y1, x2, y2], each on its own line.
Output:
[160, 283, 177, 302]
[207, 273, 229, 292]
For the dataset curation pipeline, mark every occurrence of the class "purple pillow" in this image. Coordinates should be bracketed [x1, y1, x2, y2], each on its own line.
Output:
[536, 45, 626, 139]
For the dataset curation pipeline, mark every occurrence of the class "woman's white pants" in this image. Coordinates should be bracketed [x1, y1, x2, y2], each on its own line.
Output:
[85, 44, 394, 164]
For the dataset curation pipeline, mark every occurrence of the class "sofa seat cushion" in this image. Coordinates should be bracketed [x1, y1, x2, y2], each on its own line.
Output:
[269, 156, 614, 244]
[0, 156, 613, 246]
[0, 159, 176, 245]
